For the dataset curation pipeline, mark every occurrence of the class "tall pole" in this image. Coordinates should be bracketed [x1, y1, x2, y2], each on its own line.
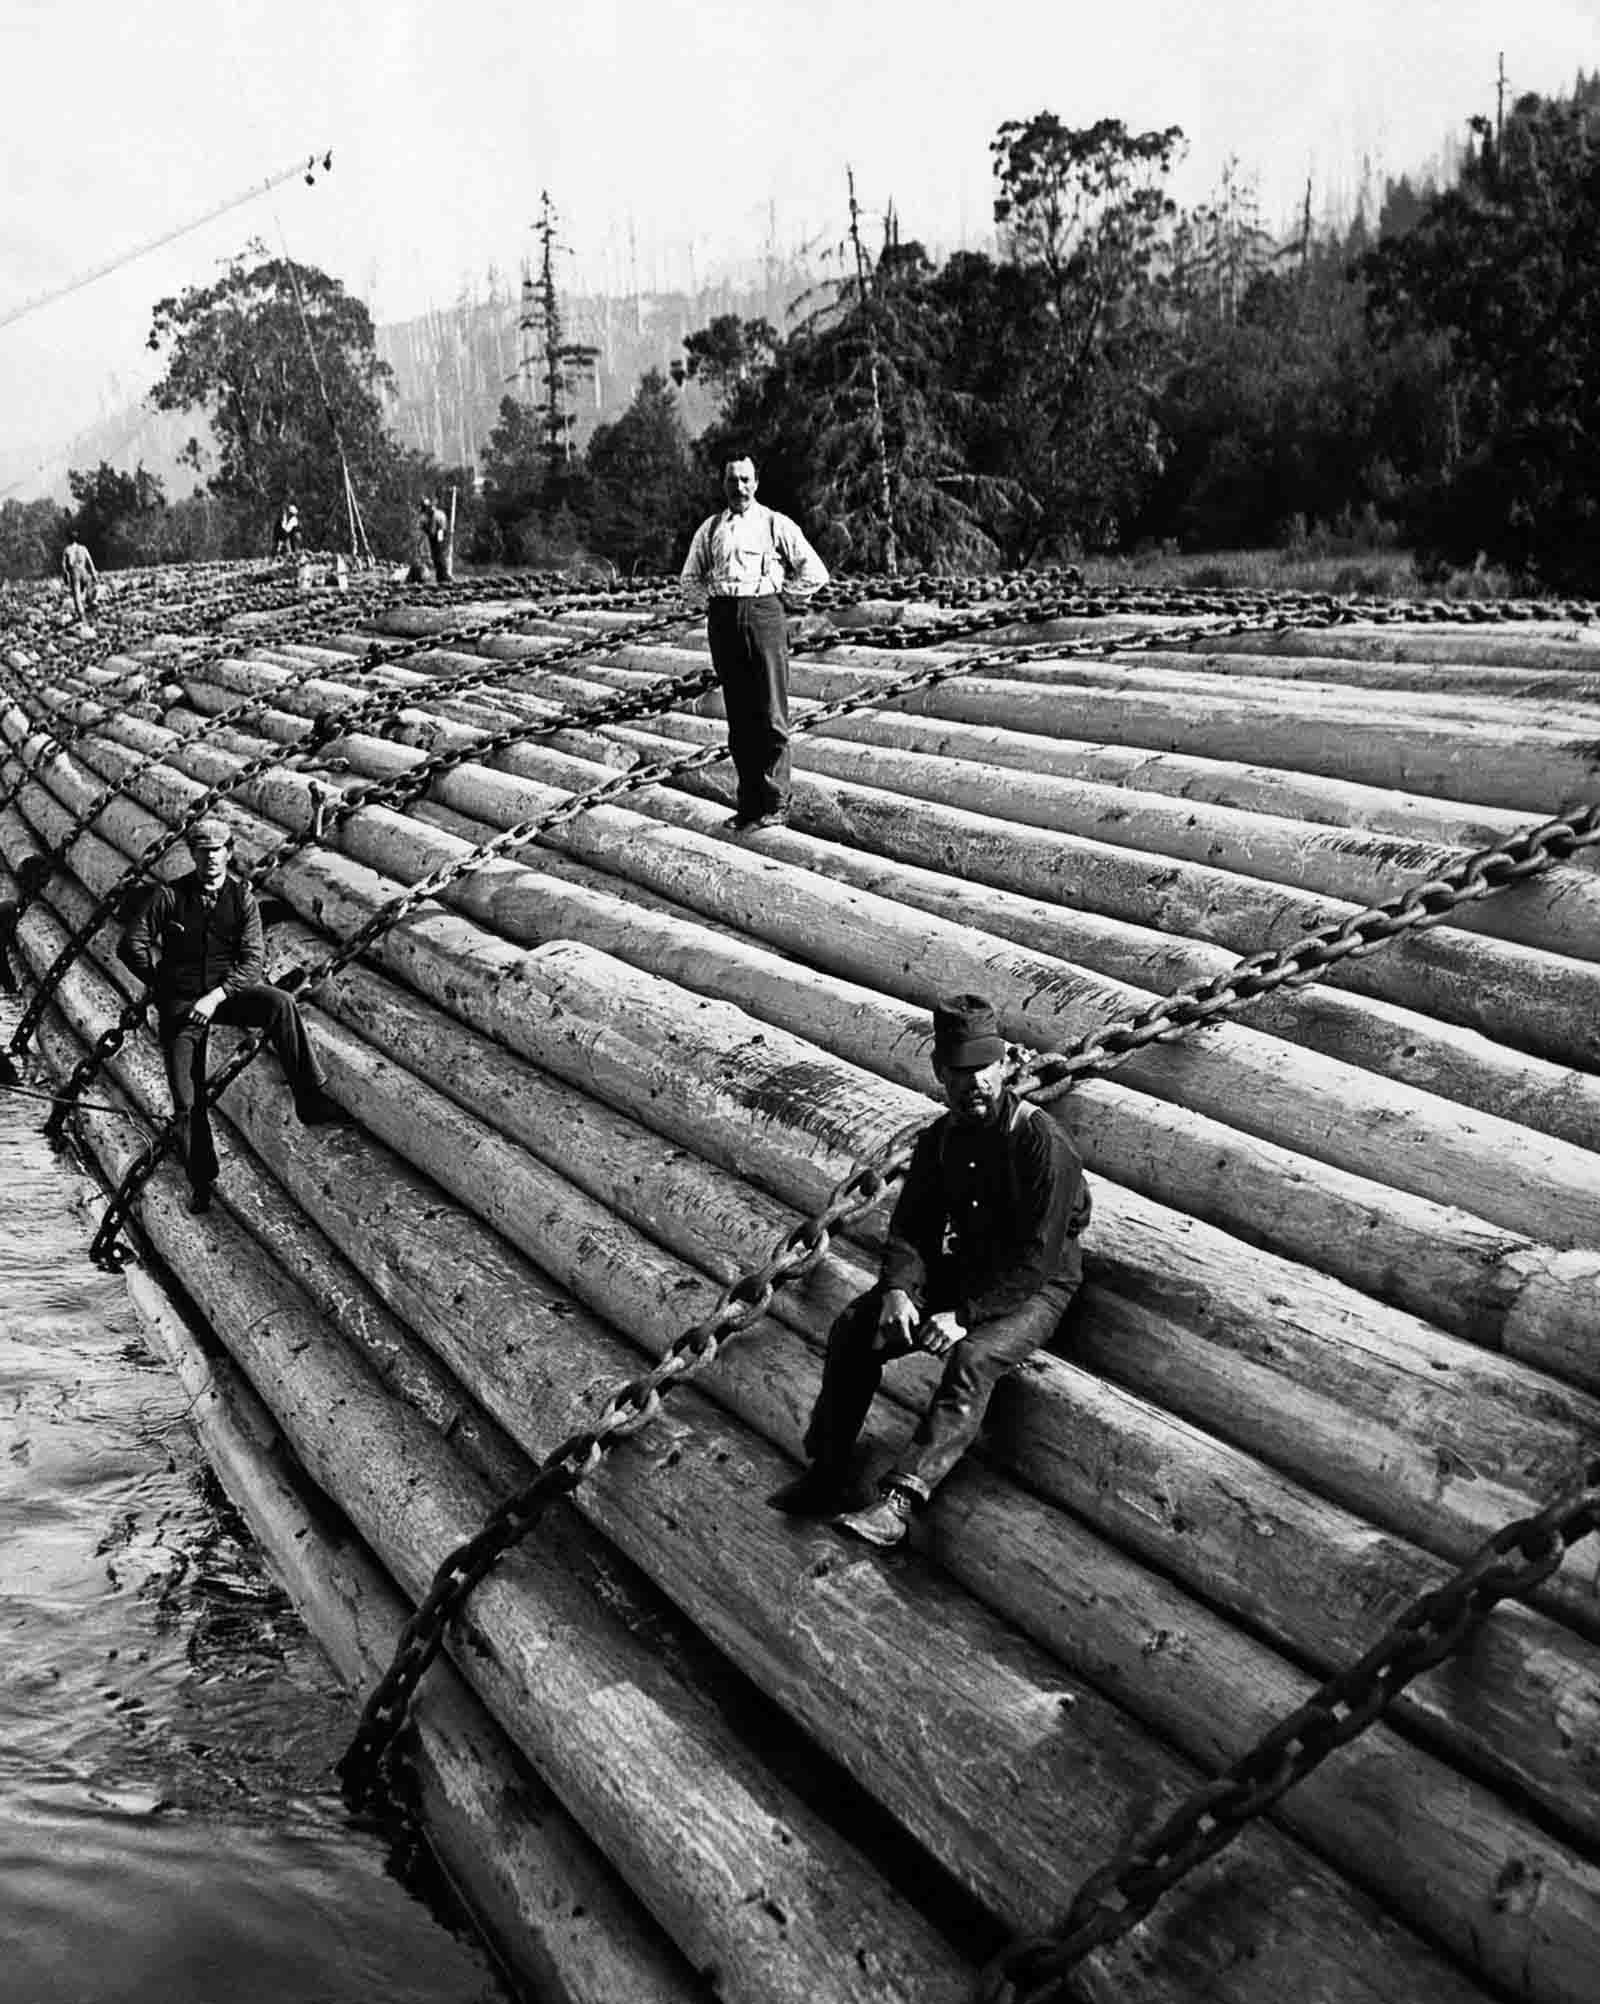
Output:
[846, 166, 897, 576]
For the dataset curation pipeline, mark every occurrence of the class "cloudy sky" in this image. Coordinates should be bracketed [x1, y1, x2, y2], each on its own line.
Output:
[1, 0, 1593, 473]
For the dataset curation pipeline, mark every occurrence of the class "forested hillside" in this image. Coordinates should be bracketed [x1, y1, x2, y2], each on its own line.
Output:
[8, 77, 1598, 590]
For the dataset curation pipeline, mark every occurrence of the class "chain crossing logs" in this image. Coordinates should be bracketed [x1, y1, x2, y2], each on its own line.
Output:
[60, 590, 1404, 1266]
[333, 792, 1600, 1807]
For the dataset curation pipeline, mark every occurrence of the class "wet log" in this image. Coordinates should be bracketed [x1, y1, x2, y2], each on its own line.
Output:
[15, 828, 1598, 1846]
[147, 972, 1600, 2004]
[1039, 643, 1600, 698]
[16, 1013, 971, 2004]
[26, 1023, 1497, 2004]
[117, 1268, 706, 2004]
[10, 747, 1599, 1586]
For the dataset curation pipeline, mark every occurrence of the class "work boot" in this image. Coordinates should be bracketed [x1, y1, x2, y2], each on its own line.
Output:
[295, 1086, 348, 1126]
[187, 1181, 213, 1216]
[836, 1482, 918, 1549]
[767, 1464, 854, 1517]
[726, 808, 788, 834]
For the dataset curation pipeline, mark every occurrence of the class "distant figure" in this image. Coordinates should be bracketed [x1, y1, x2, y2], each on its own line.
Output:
[419, 495, 451, 583]
[273, 499, 302, 556]
[60, 539, 98, 624]
[772, 994, 1091, 1548]
[679, 455, 828, 832]
[117, 816, 346, 1214]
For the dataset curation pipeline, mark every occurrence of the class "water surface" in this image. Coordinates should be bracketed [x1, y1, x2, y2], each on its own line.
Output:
[1, 1039, 508, 2003]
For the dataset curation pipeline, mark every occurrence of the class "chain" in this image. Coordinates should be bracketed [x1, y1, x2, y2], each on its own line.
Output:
[334, 1116, 930, 1808]
[330, 780, 1600, 1803]
[17, 572, 1283, 1114]
[1011, 803, 1600, 1098]
[3, 602, 703, 1070]
[974, 1453, 1600, 2004]
[77, 590, 1345, 1270]
[322, 696, 1593, 1811]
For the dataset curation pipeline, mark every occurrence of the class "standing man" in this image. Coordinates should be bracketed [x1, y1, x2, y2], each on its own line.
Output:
[60, 538, 98, 625]
[773, 994, 1091, 1547]
[118, 817, 345, 1213]
[680, 455, 828, 833]
[273, 498, 301, 556]
[419, 495, 452, 583]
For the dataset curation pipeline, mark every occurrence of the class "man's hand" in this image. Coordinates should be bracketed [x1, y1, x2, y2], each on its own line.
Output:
[877, 1287, 920, 1349]
[186, 987, 225, 1026]
[918, 1311, 967, 1358]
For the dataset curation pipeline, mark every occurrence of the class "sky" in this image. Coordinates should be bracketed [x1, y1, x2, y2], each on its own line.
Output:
[0, 0, 1595, 482]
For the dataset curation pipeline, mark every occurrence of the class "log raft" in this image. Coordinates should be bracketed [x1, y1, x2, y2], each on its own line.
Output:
[3, 570, 1599, 2004]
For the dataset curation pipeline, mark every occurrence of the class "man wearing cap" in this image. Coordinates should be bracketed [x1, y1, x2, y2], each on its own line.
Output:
[118, 817, 344, 1212]
[773, 992, 1091, 1547]
[680, 455, 829, 834]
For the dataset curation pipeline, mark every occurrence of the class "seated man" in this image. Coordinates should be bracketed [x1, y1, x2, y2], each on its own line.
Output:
[774, 993, 1090, 1547]
[118, 816, 344, 1211]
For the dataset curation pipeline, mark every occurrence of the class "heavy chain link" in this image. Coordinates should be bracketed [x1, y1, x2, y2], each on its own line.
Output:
[2, 602, 703, 1071]
[75, 591, 1346, 1269]
[974, 1453, 1600, 2004]
[335, 1119, 928, 1806]
[1013, 803, 1600, 1096]
[331, 782, 1600, 1805]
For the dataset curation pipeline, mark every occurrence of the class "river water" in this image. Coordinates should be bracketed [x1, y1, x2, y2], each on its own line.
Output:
[0, 1024, 509, 2004]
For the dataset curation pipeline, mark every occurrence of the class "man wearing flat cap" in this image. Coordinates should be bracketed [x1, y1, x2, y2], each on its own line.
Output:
[119, 816, 344, 1212]
[774, 992, 1090, 1546]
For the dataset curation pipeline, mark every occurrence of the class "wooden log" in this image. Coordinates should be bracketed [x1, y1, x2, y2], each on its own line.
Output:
[116, 1265, 707, 2004]
[605, 712, 1600, 1066]
[220, 931, 1600, 1854]
[176, 987, 1600, 2004]
[41, 707, 1600, 1262]
[17, 1007, 972, 2004]
[193, 1017, 1533, 2004]
[1183, 623, 1600, 672]
[930, 644, 1600, 730]
[608, 708, 1600, 962]
[20, 834, 1599, 1859]
[15, 749, 1600, 1531]
[177, 644, 1589, 1071]
[15, 729, 1600, 1587]
[596, 637, 1600, 811]
[39, 1041, 1502, 2004]
[160, 672, 1600, 1154]
[1043, 644, 1600, 698]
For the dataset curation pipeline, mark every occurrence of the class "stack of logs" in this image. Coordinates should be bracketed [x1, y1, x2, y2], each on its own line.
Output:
[2, 584, 1598, 2004]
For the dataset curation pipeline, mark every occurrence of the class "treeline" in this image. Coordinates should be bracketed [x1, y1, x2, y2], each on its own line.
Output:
[471, 81, 1600, 591]
[7, 80, 1598, 591]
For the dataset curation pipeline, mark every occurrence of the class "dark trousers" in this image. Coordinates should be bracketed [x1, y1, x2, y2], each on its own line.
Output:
[159, 984, 325, 1188]
[706, 596, 790, 818]
[803, 1280, 1074, 1501]
[427, 536, 452, 583]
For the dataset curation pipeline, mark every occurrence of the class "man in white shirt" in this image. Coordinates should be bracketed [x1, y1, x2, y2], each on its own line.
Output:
[680, 456, 829, 832]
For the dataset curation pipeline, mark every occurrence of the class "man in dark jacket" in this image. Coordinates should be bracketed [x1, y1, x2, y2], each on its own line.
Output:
[773, 992, 1090, 1547]
[118, 816, 343, 1211]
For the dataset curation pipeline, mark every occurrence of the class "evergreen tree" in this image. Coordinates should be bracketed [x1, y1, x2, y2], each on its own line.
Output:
[585, 370, 699, 573]
[1364, 88, 1600, 586]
